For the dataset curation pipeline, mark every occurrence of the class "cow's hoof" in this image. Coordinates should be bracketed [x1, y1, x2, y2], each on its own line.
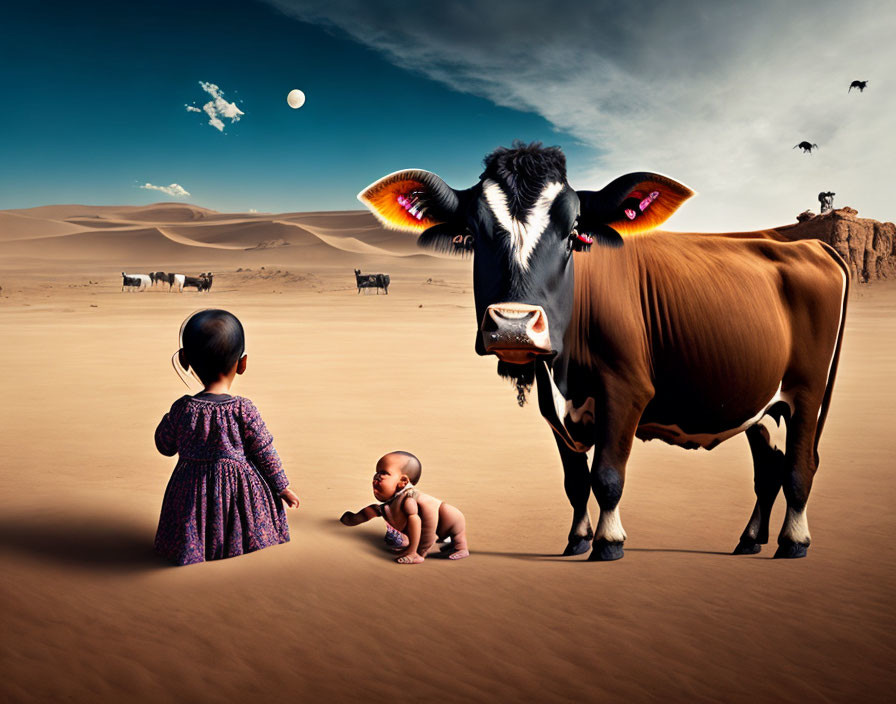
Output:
[773, 541, 808, 559]
[732, 539, 762, 555]
[563, 537, 592, 556]
[588, 539, 624, 561]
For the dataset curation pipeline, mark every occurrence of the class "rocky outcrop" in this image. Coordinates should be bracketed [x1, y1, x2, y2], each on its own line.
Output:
[776, 207, 895, 282]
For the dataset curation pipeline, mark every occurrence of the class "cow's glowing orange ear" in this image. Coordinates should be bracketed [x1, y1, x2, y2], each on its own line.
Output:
[358, 169, 460, 234]
[578, 172, 695, 236]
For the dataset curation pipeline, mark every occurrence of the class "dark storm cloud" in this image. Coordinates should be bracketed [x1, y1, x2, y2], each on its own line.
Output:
[267, 0, 893, 230]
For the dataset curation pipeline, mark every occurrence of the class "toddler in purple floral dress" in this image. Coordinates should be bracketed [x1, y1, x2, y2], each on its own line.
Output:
[154, 309, 299, 565]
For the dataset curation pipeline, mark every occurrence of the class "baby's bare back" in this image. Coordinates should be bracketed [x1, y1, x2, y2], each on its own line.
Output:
[384, 490, 439, 531]
[385, 491, 467, 557]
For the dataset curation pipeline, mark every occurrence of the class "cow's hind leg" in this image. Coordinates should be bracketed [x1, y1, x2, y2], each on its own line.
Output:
[553, 431, 592, 556]
[774, 398, 821, 558]
[734, 423, 785, 555]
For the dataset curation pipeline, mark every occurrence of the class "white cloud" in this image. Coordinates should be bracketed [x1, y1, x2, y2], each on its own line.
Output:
[188, 81, 245, 132]
[140, 182, 191, 197]
[267, 1, 893, 231]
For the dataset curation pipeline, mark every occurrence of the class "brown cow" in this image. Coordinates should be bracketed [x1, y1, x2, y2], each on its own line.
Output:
[360, 142, 848, 561]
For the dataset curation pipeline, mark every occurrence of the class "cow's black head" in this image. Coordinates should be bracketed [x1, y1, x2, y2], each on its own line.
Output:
[359, 142, 693, 396]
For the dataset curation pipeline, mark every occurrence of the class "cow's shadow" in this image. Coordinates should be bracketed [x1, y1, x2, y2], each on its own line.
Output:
[476, 547, 733, 560]
[626, 547, 734, 556]
[317, 518, 736, 561]
[0, 511, 169, 573]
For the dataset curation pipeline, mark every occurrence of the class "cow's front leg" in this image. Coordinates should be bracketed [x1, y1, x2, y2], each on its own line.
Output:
[588, 387, 645, 562]
[590, 460, 627, 561]
[553, 430, 592, 556]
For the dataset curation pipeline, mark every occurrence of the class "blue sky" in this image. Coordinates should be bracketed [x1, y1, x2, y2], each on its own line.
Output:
[1, 1, 891, 231]
[0, 0, 571, 214]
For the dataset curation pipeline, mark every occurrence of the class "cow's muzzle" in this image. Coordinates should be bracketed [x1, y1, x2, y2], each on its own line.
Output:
[480, 303, 552, 363]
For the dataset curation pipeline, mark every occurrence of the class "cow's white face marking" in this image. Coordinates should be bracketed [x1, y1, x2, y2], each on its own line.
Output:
[483, 179, 564, 270]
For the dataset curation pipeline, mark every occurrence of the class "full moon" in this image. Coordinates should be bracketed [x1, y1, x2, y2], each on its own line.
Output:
[286, 89, 306, 109]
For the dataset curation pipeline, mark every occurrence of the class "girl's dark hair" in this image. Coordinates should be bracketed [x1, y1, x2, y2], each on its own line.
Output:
[181, 309, 245, 385]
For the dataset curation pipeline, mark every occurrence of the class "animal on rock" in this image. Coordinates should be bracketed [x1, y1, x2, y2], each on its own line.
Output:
[359, 142, 848, 562]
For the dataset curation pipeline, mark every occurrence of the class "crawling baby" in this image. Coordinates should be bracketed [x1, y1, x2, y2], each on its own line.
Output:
[340, 451, 469, 564]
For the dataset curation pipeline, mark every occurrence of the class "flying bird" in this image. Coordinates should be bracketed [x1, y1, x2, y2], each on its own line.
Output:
[793, 141, 819, 154]
[848, 80, 868, 92]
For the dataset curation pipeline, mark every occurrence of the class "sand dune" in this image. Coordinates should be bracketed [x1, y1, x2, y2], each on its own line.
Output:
[156, 227, 248, 251]
[162, 220, 318, 248]
[119, 204, 215, 222]
[0, 227, 230, 263]
[0, 202, 426, 270]
[2, 204, 141, 221]
[63, 217, 147, 229]
[272, 221, 393, 256]
[0, 211, 92, 240]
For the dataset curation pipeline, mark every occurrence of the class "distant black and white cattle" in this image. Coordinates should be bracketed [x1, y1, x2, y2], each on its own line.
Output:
[181, 272, 213, 292]
[182, 275, 204, 291]
[121, 272, 150, 291]
[354, 269, 390, 294]
[166, 273, 184, 292]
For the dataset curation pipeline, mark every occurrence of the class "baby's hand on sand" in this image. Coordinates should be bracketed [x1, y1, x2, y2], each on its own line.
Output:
[395, 552, 425, 565]
[280, 488, 300, 509]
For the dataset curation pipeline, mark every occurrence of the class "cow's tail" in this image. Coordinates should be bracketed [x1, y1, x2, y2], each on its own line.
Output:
[814, 242, 850, 461]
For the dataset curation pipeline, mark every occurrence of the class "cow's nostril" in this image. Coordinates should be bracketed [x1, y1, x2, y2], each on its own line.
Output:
[530, 313, 546, 334]
[495, 308, 533, 321]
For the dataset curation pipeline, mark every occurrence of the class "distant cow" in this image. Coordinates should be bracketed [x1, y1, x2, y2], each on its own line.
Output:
[199, 272, 214, 292]
[122, 272, 150, 291]
[182, 275, 205, 291]
[360, 142, 848, 562]
[354, 269, 390, 294]
[848, 80, 868, 93]
[793, 141, 819, 154]
[149, 271, 167, 286]
[167, 273, 185, 292]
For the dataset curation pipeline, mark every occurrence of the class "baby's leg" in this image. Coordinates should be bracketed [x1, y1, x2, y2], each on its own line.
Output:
[437, 503, 469, 560]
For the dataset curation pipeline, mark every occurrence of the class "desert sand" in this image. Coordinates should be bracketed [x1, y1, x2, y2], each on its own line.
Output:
[1, 203, 894, 702]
